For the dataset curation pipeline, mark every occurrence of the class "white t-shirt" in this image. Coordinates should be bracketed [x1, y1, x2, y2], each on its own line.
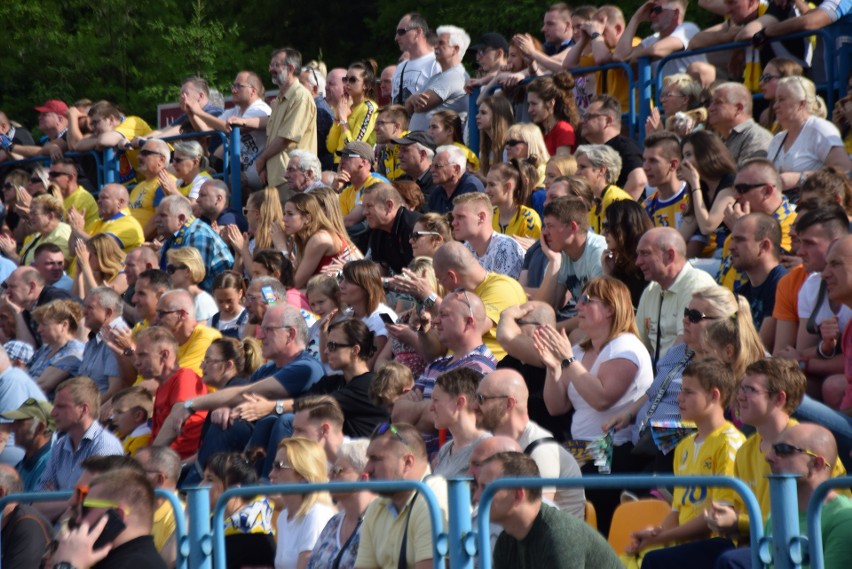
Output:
[767, 115, 845, 175]
[517, 421, 585, 518]
[409, 64, 470, 132]
[221, 98, 273, 189]
[349, 303, 398, 339]
[797, 272, 852, 332]
[275, 503, 337, 569]
[639, 22, 706, 78]
[391, 52, 442, 105]
[194, 290, 219, 323]
[568, 333, 654, 445]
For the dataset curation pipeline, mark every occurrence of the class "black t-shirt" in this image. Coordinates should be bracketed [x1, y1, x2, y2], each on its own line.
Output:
[606, 134, 644, 190]
[306, 372, 389, 437]
[92, 535, 167, 569]
[367, 207, 422, 275]
[736, 263, 788, 330]
[0, 504, 52, 569]
[224, 533, 276, 569]
[498, 355, 572, 442]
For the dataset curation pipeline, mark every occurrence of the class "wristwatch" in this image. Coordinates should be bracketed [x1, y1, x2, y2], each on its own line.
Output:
[422, 292, 439, 308]
[589, 32, 602, 40]
[54, 563, 78, 569]
[275, 400, 285, 415]
[184, 399, 195, 413]
[561, 357, 576, 369]
[123, 347, 134, 357]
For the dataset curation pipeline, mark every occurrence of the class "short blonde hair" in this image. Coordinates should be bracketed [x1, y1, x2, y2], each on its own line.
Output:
[166, 246, 206, 284]
[275, 437, 334, 518]
[32, 194, 66, 220]
[32, 299, 83, 333]
[505, 123, 550, 165]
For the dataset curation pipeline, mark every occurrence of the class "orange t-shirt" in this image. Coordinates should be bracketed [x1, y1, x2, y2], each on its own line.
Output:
[772, 265, 808, 322]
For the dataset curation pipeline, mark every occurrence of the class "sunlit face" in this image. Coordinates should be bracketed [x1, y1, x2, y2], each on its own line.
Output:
[97, 187, 123, 219]
[660, 84, 689, 117]
[396, 143, 420, 172]
[797, 224, 834, 273]
[410, 222, 443, 257]
[430, 151, 459, 186]
[504, 138, 529, 161]
[735, 372, 775, 426]
[759, 64, 781, 99]
[435, 33, 459, 66]
[51, 388, 85, 433]
[450, 202, 482, 242]
[729, 217, 761, 273]
[307, 291, 335, 318]
[48, 163, 77, 194]
[200, 344, 229, 388]
[28, 206, 54, 234]
[171, 153, 198, 180]
[83, 295, 109, 331]
[362, 191, 394, 230]
[428, 118, 453, 146]
[476, 47, 503, 75]
[338, 276, 367, 309]
[244, 283, 268, 324]
[284, 158, 309, 192]
[282, 202, 308, 235]
[541, 215, 571, 253]
[649, 3, 678, 33]
[33, 251, 65, 284]
[155, 206, 184, 236]
[681, 142, 697, 168]
[642, 145, 674, 187]
[111, 398, 141, 437]
[823, 239, 852, 304]
[772, 85, 804, 126]
[324, 327, 357, 371]
[541, 10, 572, 44]
[575, 153, 606, 191]
[374, 113, 399, 142]
[681, 297, 717, 348]
[364, 435, 407, 484]
[213, 287, 243, 319]
[472, 381, 507, 431]
[132, 278, 161, 320]
[343, 67, 366, 99]
[526, 92, 553, 125]
[576, 291, 614, 333]
[484, 171, 512, 207]
[732, 166, 772, 211]
[292, 410, 325, 441]
[395, 16, 418, 52]
[635, 234, 667, 283]
[544, 181, 570, 207]
[507, 46, 525, 72]
[434, 295, 469, 347]
[543, 161, 562, 189]
[707, 90, 738, 129]
[257, 313, 293, 360]
[132, 337, 169, 380]
[37, 317, 69, 346]
[677, 374, 714, 423]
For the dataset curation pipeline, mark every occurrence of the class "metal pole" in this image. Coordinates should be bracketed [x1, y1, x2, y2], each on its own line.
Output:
[103, 147, 117, 185]
[447, 478, 474, 569]
[186, 486, 213, 569]
[767, 474, 802, 569]
[229, 128, 242, 205]
[637, 57, 652, 145]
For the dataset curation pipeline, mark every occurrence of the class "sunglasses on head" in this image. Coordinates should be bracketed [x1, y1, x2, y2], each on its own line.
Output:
[370, 422, 413, 452]
[683, 307, 720, 324]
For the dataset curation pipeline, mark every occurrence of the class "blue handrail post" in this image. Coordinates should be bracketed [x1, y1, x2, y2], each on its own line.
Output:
[468, 88, 481, 156]
[186, 486, 213, 569]
[447, 478, 474, 569]
[103, 147, 118, 186]
[229, 128, 242, 205]
[767, 474, 803, 569]
[637, 57, 653, 145]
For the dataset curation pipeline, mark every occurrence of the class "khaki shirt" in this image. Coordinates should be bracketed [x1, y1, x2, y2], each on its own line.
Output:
[266, 80, 317, 186]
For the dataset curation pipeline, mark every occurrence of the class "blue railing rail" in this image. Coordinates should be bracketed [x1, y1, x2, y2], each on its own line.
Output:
[805, 476, 852, 569]
[0, 150, 105, 190]
[0, 489, 188, 569]
[475, 475, 766, 569]
[203, 479, 446, 569]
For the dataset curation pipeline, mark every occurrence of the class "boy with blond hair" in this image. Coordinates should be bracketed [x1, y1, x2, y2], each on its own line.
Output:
[369, 362, 415, 414]
[111, 386, 153, 456]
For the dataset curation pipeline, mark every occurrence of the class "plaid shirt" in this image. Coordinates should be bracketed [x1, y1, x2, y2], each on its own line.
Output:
[160, 217, 235, 291]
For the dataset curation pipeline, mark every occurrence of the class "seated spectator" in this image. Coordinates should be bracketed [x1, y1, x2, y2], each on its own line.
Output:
[392, 131, 441, 200]
[334, 141, 385, 249]
[428, 144, 485, 215]
[391, 179, 425, 212]
[150, 289, 222, 377]
[574, 144, 630, 235]
[374, 105, 411, 182]
[307, 439, 375, 569]
[2, 266, 75, 348]
[453, 192, 525, 280]
[156, 195, 234, 292]
[543, 154, 578, 190]
[401, 212, 451, 261]
[305, 274, 342, 362]
[29, 299, 84, 394]
[166, 246, 218, 325]
[0, 194, 71, 265]
[679, 130, 737, 258]
[485, 160, 542, 240]
[223, 188, 285, 276]
[160, 140, 212, 201]
[79, 287, 127, 400]
[69, 183, 145, 254]
[0, 398, 53, 492]
[758, 57, 804, 132]
[284, 149, 326, 194]
[476, 93, 514, 176]
[327, 60, 379, 161]
[600, 200, 654, 308]
[767, 76, 852, 192]
[128, 139, 178, 237]
[0, 464, 53, 569]
[73, 233, 128, 299]
[192, 180, 248, 233]
[209, 270, 249, 339]
[361, 183, 422, 275]
[368, 361, 415, 414]
[431, 368, 491, 477]
[643, 131, 696, 241]
[429, 110, 479, 171]
[707, 82, 773, 164]
[134, 445, 183, 567]
[47, 157, 98, 231]
[271, 437, 337, 569]
[29, 243, 72, 292]
[475, 451, 622, 569]
[526, 72, 578, 156]
[203, 452, 277, 569]
[3, 340, 33, 368]
[504, 123, 550, 188]
[111, 386, 153, 456]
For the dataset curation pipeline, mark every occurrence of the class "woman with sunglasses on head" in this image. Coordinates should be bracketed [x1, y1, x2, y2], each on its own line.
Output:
[166, 246, 217, 325]
[307, 439, 375, 569]
[758, 57, 804, 132]
[600, 200, 654, 309]
[73, 233, 127, 299]
[203, 451, 277, 569]
[534, 276, 653, 534]
[158, 140, 212, 202]
[767, 76, 852, 193]
[327, 60, 379, 164]
[270, 437, 337, 569]
[222, 188, 286, 276]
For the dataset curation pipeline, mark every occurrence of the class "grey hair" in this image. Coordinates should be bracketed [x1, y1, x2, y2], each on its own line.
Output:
[0, 466, 22, 494]
[147, 139, 171, 163]
[173, 140, 209, 169]
[250, 276, 288, 302]
[288, 150, 322, 180]
[713, 82, 753, 116]
[436, 25, 471, 54]
[414, 143, 435, 160]
[136, 445, 182, 483]
[336, 438, 370, 473]
[279, 304, 310, 346]
[575, 144, 622, 184]
[436, 144, 466, 170]
[159, 195, 193, 217]
[301, 66, 326, 97]
[88, 287, 124, 317]
[271, 48, 302, 72]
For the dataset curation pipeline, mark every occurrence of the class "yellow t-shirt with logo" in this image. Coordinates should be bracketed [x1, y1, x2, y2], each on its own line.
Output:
[493, 205, 541, 239]
[88, 209, 145, 253]
[65, 186, 99, 232]
[644, 184, 691, 231]
[589, 184, 633, 235]
[129, 173, 178, 228]
[339, 175, 383, 216]
[177, 325, 222, 377]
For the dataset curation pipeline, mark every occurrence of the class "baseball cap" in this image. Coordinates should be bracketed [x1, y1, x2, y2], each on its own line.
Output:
[0, 398, 55, 430]
[336, 141, 374, 162]
[470, 33, 510, 54]
[34, 99, 69, 115]
[390, 131, 437, 152]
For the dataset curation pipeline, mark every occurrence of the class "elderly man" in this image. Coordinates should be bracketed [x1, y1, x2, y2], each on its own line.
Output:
[49, 157, 99, 230]
[452, 192, 524, 279]
[379, 65, 397, 104]
[362, 183, 422, 275]
[134, 445, 182, 567]
[135, 326, 208, 459]
[299, 66, 335, 172]
[69, 182, 145, 253]
[129, 138, 177, 237]
[0, 398, 54, 491]
[255, 48, 317, 194]
[474, 369, 585, 518]
[392, 131, 440, 198]
[391, 13, 442, 107]
[0, 466, 53, 568]
[151, 290, 221, 377]
[708, 82, 773, 164]
[192, 179, 248, 231]
[716, 158, 796, 291]
[2, 266, 74, 347]
[474, 452, 621, 569]
[428, 144, 484, 214]
[635, 227, 717, 368]
[32, 243, 73, 291]
[185, 71, 271, 190]
[284, 149, 325, 193]
[79, 287, 127, 400]
[148, 76, 224, 139]
[355, 422, 448, 569]
[155, 195, 234, 291]
[581, 95, 647, 199]
[408, 25, 470, 131]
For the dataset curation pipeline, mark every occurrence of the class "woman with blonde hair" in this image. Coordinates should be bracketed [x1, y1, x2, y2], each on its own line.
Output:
[543, 154, 578, 189]
[160, 140, 212, 201]
[759, 57, 805, 131]
[767, 76, 852, 192]
[73, 233, 127, 298]
[222, 188, 285, 275]
[504, 123, 551, 187]
[476, 93, 514, 175]
[29, 299, 85, 394]
[166, 246, 218, 324]
[270, 437, 337, 569]
[284, 192, 361, 289]
[0, 193, 71, 265]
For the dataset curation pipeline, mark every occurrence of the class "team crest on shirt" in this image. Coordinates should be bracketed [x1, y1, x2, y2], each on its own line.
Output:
[704, 458, 713, 471]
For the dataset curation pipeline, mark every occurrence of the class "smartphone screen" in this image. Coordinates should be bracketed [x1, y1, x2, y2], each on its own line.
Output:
[379, 313, 395, 325]
[261, 285, 278, 306]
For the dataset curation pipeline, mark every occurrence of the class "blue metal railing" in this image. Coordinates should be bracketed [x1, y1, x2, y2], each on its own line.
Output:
[805, 476, 852, 569]
[0, 150, 104, 190]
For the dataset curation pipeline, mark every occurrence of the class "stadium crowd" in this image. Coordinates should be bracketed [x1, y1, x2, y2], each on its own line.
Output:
[2, 1, 852, 568]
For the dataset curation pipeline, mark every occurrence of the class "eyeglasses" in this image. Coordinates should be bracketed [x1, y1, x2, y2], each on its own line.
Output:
[454, 288, 474, 320]
[327, 341, 354, 351]
[661, 91, 686, 99]
[138, 149, 162, 157]
[431, 161, 452, 169]
[475, 393, 509, 405]
[395, 26, 417, 36]
[579, 293, 602, 306]
[738, 383, 772, 396]
[242, 207, 258, 216]
[759, 74, 781, 83]
[344, 76, 360, 84]
[231, 82, 251, 90]
[772, 442, 822, 460]
[47, 171, 71, 178]
[650, 5, 665, 14]
[505, 139, 525, 147]
[156, 308, 183, 318]
[683, 307, 721, 324]
[272, 460, 293, 471]
[409, 230, 441, 241]
[733, 182, 769, 195]
[172, 156, 193, 164]
[583, 112, 609, 121]
[165, 264, 188, 274]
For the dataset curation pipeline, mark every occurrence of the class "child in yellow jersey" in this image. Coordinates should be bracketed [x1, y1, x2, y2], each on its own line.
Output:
[626, 358, 744, 569]
[485, 161, 542, 240]
[111, 386, 153, 457]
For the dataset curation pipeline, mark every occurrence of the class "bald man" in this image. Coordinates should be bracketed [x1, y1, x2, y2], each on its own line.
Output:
[69, 183, 145, 254]
[473, 369, 584, 518]
[635, 227, 716, 368]
[153, 290, 221, 377]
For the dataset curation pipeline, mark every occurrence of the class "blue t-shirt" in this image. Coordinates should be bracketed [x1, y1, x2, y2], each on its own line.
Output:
[251, 351, 324, 398]
[427, 172, 484, 214]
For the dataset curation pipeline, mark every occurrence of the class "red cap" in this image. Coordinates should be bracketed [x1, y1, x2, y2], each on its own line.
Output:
[34, 99, 69, 115]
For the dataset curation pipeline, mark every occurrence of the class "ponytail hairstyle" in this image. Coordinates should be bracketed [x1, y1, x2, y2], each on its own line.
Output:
[350, 59, 378, 101]
[205, 451, 258, 488]
[431, 110, 464, 144]
[701, 294, 765, 380]
[327, 318, 376, 361]
[489, 160, 535, 209]
[526, 71, 580, 127]
[210, 336, 264, 378]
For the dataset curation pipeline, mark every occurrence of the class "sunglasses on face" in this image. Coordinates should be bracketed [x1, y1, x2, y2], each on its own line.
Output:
[650, 5, 665, 14]
[759, 74, 780, 83]
[733, 182, 768, 195]
[409, 230, 441, 241]
[475, 393, 509, 405]
[683, 307, 720, 324]
[165, 264, 188, 274]
[272, 460, 293, 471]
[138, 149, 161, 157]
[578, 293, 601, 306]
[326, 341, 354, 351]
[344, 76, 360, 84]
[505, 139, 525, 147]
[772, 442, 821, 460]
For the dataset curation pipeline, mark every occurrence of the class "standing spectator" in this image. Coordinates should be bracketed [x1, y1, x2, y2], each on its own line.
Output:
[408, 26, 470, 132]
[476, 93, 514, 176]
[149, 76, 224, 138]
[391, 13, 442, 108]
[526, 72, 578, 156]
[328, 60, 380, 161]
[374, 105, 410, 182]
[302, 65, 339, 172]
